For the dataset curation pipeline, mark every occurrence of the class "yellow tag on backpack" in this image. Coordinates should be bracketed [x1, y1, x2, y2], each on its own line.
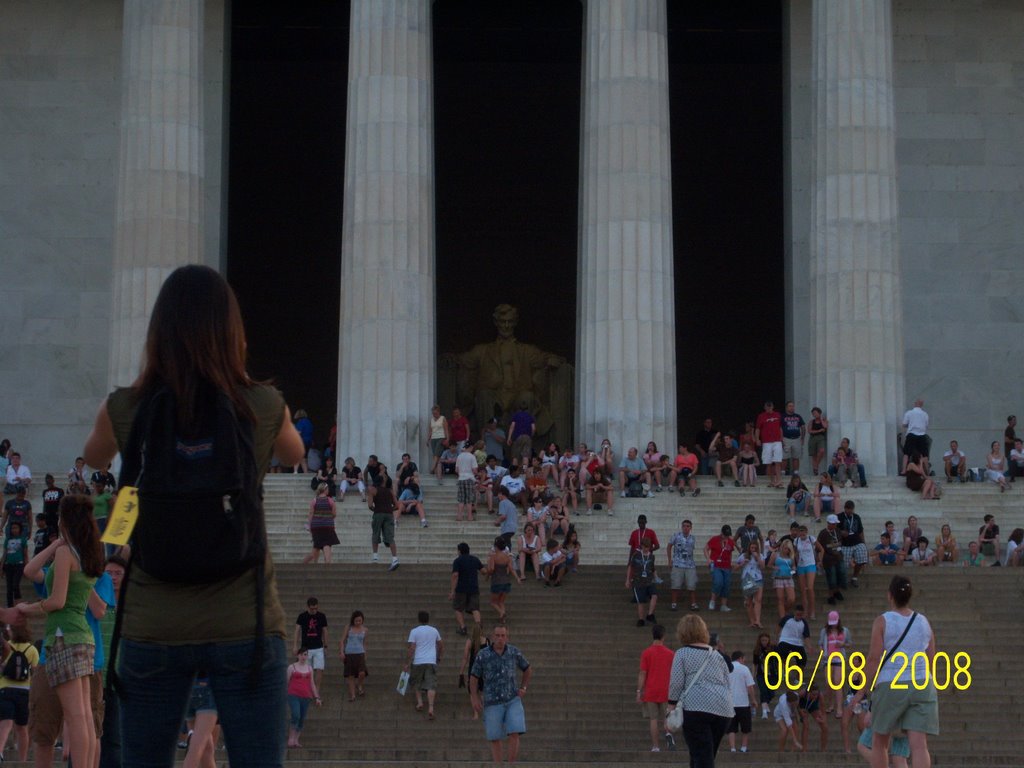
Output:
[102, 486, 139, 546]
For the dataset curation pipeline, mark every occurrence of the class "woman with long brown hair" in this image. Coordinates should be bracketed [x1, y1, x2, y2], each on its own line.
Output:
[82, 265, 304, 765]
[18, 495, 104, 768]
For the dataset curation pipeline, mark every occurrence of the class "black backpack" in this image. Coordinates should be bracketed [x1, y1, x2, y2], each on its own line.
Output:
[107, 383, 268, 692]
[2, 643, 31, 682]
[118, 383, 266, 583]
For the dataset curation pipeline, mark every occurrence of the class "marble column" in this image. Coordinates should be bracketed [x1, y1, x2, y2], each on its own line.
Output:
[338, 0, 435, 468]
[576, 0, 677, 455]
[108, 0, 205, 389]
[810, 0, 905, 475]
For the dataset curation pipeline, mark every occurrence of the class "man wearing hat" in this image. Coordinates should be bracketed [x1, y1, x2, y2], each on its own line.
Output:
[817, 515, 846, 605]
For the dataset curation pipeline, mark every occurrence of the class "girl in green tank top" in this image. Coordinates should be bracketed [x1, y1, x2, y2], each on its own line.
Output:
[18, 495, 104, 768]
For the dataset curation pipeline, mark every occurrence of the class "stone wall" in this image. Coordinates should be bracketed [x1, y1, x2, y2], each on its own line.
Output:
[0, 1, 226, 472]
[893, 0, 1024, 465]
[786, 0, 1024, 470]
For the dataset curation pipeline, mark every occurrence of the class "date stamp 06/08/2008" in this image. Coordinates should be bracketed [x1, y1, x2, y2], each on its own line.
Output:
[761, 650, 973, 693]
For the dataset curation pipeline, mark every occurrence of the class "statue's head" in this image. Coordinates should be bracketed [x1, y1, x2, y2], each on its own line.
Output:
[493, 304, 519, 339]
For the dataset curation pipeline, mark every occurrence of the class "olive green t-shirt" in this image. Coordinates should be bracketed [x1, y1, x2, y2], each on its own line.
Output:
[106, 384, 287, 644]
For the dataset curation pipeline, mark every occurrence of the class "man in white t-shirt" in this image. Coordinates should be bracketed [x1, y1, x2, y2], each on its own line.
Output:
[3, 452, 31, 494]
[901, 398, 930, 475]
[942, 440, 967, 483]
[499, 465, 528, 510]
[776, 605, 811, 669]
[456, 444, 479, 522]
[1009, 438, 1024, 482]
[404, 611, 444, 719]
[726, 650, 758, 753]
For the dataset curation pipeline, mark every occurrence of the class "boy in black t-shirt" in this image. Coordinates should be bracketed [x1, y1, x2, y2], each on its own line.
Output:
[294, 597, 329, 693]
[41, 474, 64, 530]
[33, 514, 53, 556]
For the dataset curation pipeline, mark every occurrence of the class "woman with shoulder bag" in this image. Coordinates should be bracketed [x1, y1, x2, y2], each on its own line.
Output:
[667, 615, 734, 767]
[852, 576, 938, 768]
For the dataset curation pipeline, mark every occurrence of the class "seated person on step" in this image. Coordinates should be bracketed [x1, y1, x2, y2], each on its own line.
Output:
[670, 443, 700, 497]
[961, 540, 984, 566]
[525, 496, 549, 543]
[942, 440, 968, 483]
[338, 457, 366, 502]
[439, 442, 460, 477]
[540, 538, 567, 586]
[548, 495, 570, 538]
[909, 536, 936, 566]
[475, 467, 495, 514]
[870, 532, 903, 566]
[518, 523, 543, 580]
[584, 467, 615, 516]
[710, 432, 740, 487]
[499, 464, 529, 511]
[828, 438, 866, 487]
[1009, 438, 1024, 482]
[618, 447, 652, 498]
[977, 514, 1000, 560]
[643, 442, 670, 491]
[936, 524, 959, 564]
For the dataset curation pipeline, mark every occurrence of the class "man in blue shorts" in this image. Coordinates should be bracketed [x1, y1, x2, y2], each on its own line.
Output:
[470, 625, 532, 763]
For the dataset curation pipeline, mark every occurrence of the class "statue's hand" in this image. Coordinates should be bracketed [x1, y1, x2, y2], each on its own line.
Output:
[545, 353, 566, 368]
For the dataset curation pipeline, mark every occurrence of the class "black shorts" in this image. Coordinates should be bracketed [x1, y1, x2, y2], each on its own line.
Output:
[632, 583, 657, 604]
[903, 433, 929, 457]
[728, 706, 752, 734]
[452, 592, 480, 613]
[0, 687, 30, 726]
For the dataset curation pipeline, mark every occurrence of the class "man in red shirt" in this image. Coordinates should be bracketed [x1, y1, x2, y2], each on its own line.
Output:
[628, 515, 661, 557]
[755, 400, 784, 489]
[449, 407, 470, 450]
[704, 525, 735, 612]
[637, 624, 676, 752]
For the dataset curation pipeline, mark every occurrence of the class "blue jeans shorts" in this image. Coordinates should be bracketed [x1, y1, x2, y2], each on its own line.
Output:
[711, 567, 732, 598]
[483, 696, 526, 742]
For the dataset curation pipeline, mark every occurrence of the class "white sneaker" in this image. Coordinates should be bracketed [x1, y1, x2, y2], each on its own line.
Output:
[620, 491, 627, 498]
[421, 519, 429, 528]
[740, 746, 748, 753]
[721, 605, 732, 612]
[608, 508, 614, 516]
[371, 552, 379, 563]
[650, 747, 660, 753]
[730, 747, 737, 752]
[646, 492, 654, 498]
[708, 600, 716, 611]
[388, 558, 400, 572]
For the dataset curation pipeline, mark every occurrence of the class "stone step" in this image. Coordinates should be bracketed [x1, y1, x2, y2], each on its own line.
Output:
[261, 473, 1024, 566]
[272, 564, 1016, 763]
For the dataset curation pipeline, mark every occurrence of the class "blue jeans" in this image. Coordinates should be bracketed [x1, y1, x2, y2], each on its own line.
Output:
[711, 567, 732, 599]
[117, 636, 287, 768]
[288, 695, 311, 730]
